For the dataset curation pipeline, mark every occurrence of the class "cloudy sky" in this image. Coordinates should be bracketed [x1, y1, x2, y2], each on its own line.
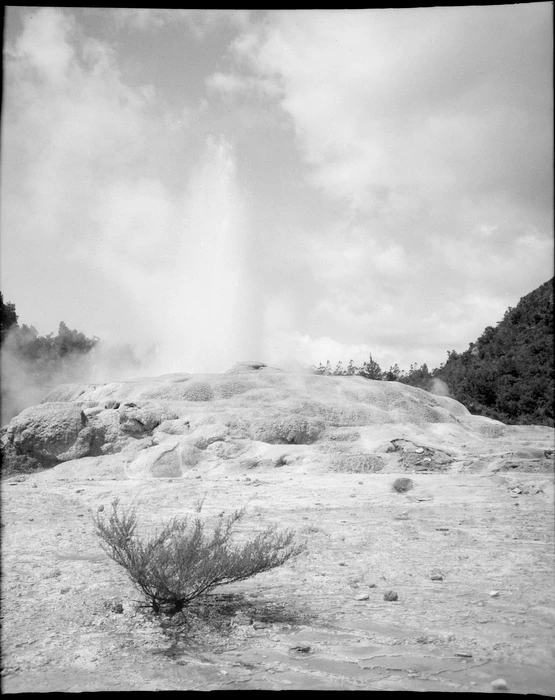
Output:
[1, 6, 553, 375]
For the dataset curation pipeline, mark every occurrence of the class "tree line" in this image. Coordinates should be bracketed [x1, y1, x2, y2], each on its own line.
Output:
[312, 278, 554, 427]
[1, 292, 101, 424]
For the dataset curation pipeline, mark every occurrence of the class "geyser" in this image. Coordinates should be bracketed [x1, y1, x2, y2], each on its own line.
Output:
[105, 135, 262, 375]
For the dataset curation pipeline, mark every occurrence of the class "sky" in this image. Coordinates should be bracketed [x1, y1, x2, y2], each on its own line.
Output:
[1, 6, 553, 376]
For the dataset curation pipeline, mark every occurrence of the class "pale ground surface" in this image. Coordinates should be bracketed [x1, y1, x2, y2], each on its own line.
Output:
[1, 369, 554, 693]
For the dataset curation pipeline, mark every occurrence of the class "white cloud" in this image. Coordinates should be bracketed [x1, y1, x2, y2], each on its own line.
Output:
[2, 7, 552, 380]
[112, 8, 251, 37]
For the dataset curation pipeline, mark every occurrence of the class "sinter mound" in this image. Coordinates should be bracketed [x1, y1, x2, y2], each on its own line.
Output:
[2, 362, 553, 479]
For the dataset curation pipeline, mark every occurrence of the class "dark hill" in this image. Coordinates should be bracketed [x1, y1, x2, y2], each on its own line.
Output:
[434, 278, 554, 426]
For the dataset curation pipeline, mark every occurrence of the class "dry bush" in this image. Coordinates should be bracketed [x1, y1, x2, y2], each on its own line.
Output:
[392, 477, 414, 493]
[93, 500, 306, 616]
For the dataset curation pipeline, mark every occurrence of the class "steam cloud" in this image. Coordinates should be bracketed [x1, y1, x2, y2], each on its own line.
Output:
[0, 330, 156, 425]
[90, 135, 263, 375]
[428, 377, 451, 397]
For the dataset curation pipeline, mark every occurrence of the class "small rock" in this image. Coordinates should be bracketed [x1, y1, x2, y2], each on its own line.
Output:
[290, 644, 311, 654]
[97, 505, 104, 512]
[511, 487, 522, 494]
[60, 587, 71, 594]
[368, 583, 377, 588]
[253, 621, 270, 630]
[233, 612, 252, 626]
[455, 652, 473, 658]
[430, 568, 444, 581]
[383, 590, 399, 601]
[32, 483, 38, 488]
[355, 593, 370, 601]
[338, 562, 346, 566]
[489, 590, 500, 597]
[491, 678, 508, 691]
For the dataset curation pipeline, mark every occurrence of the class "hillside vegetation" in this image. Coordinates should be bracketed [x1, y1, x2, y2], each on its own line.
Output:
[315, 278, 554, 427]
[434, 279, 553, 426]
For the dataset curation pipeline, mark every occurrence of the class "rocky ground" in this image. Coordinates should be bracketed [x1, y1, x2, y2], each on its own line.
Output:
[1, 364, 554, 692]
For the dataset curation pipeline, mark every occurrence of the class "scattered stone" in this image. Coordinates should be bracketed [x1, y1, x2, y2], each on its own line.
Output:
[233, 612, 252, 626]
[290, 644, 311, 654]
[489, 590, 500, 597]
[383, 590, 399, 601]
[355, 593, 370, 601]
[368, 583, 377, 588]
[491, 678, 509, 691]
[97, 505, 104, 512]
[338, 562, 346, 566]
[60, 588, 70, 594]
[392, 477, 414, 493]
[511, 487, 522, 494]
[430, 568, 444, 581]
[253, 621, 270, 630]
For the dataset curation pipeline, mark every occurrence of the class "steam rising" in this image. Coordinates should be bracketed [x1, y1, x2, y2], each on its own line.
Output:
[0, 331, 151, 425]
[0, 136, 267, 425]
[94, 135, 261, 375]
[429, 377, 451, 397]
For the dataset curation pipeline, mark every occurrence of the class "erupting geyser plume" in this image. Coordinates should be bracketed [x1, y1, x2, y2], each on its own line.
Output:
[97, 135, 262, 375]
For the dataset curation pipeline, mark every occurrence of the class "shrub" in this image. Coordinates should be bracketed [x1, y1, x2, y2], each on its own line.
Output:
[392, 477, 414, 493]
[93, 499, 306, 616]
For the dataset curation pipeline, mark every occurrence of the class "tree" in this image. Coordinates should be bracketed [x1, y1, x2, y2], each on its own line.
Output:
[0, 293, 18, 344]
[358, 353, 383, 380]
[384, 363, 401, 382]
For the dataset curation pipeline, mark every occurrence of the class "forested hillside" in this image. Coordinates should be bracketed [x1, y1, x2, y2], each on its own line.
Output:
[433, 278, 553, 426]
[314, 278, 554, 427]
